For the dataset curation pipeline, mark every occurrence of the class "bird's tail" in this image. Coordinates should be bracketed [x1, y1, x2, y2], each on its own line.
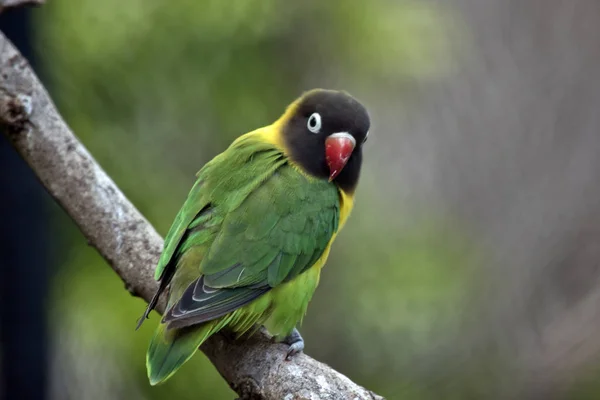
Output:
[146, 322, 217, 385]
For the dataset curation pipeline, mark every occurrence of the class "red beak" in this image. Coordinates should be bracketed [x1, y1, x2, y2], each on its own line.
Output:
[325, 132, 356, 181]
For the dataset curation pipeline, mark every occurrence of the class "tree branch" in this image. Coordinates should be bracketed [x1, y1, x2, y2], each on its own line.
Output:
[0, 31, 383, 400]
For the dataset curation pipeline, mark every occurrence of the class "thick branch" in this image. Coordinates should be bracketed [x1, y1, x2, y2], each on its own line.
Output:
[0, 32, 383, 400]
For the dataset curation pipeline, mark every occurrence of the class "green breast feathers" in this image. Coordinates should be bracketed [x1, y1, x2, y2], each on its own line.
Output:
[155, 135, 340, 330]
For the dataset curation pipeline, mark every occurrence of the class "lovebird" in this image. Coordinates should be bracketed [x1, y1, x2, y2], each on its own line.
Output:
[137, 89, 370, 385]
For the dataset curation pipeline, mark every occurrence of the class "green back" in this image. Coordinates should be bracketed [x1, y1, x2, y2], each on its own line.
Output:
[154, 133, 340, 327]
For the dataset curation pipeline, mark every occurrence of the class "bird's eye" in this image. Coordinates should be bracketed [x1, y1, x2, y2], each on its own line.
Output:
[363, 130, 369, 144]
[307, 113, 322, 133]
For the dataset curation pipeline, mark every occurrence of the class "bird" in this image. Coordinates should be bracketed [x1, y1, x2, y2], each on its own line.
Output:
[137, 88, 370, 385]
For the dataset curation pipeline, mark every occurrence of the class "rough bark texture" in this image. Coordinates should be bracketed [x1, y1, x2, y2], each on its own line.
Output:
[0, 31, 383, 400]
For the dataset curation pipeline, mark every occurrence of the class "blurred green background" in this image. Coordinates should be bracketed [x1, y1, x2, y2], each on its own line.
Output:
[2, 0, 600, 399]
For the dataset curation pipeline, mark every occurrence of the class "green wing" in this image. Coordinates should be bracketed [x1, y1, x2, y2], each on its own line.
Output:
[163, 163, 340, 329]
[202, 165, 340, 288]
[140, 134, 340, 330]
[153, 178, 206, 281]
[153, 137, 285, 282]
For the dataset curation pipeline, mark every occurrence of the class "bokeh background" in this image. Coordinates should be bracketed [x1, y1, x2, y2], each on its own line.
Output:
[3, 0, 600, 399]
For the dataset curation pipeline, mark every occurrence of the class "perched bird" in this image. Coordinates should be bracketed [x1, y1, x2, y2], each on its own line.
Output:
[137, 89, 370, 385]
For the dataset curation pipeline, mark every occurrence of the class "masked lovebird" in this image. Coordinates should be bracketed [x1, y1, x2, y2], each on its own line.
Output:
[137, 89, 370, 385]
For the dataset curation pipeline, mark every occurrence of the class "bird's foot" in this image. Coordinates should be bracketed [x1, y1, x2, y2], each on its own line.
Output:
[282, 328, 304, 361]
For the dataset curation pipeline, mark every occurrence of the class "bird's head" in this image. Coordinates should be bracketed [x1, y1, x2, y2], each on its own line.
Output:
[278, 89, 370, 193]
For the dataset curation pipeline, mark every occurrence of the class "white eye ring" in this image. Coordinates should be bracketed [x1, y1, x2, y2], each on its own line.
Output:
[307, 113, 322, 133]
[364, 130, 370, 143]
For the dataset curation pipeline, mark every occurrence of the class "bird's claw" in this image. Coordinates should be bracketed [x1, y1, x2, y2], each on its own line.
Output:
[282, 327, 304, 361]
[285, 341, 304, 360]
